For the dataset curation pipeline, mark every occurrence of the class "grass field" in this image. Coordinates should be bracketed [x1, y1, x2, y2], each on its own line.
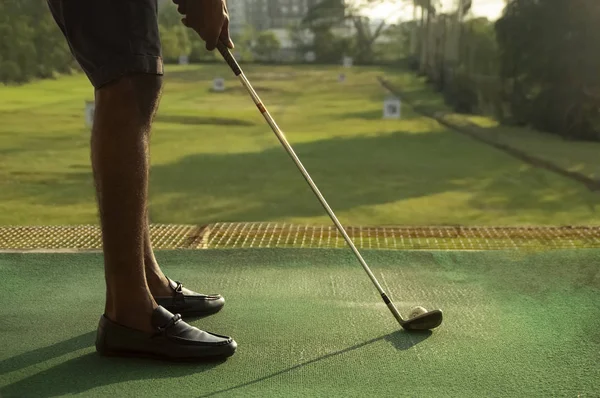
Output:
[386, 71, 600, 182]
[1, 64, 599, 226]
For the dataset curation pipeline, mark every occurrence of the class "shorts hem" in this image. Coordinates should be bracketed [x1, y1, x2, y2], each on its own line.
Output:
[90, 54, 164, 89]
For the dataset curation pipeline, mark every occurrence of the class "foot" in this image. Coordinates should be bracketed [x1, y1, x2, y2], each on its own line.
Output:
[104, 295, 158, 334]
[154, 277, 225, 318]
[146, 272, 173, 297]
[96, 306, 237, 361]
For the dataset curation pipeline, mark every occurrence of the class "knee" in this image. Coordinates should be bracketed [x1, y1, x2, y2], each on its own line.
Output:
[95, 73, 163, 125]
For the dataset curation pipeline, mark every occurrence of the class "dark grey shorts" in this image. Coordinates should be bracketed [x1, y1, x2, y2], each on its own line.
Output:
[47, 0, 164, 89]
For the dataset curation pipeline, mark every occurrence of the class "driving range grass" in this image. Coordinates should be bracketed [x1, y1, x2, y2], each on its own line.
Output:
[0, 64, 599, 226]
[385, 71, 600, 181]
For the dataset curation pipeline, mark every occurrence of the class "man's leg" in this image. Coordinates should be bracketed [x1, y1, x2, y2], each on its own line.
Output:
[47, 0, 236, 360]
[92, 74, 163, 333]
[142, 208, 226, 318]
[143, 212, 172, 297]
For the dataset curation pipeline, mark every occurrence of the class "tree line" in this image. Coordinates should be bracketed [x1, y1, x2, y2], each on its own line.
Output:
[6, 0, 596, 142]
[159, 0, 404, 64]
[0, 0, 405, 85]
[413, 0, 600, 141]
[0, 0, 76, 84]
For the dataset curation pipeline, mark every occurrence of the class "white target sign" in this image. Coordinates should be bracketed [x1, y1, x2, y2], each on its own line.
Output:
[383, 96, 401, 119]
[213, 77, 225, 92]
[85, 100, 95, 127]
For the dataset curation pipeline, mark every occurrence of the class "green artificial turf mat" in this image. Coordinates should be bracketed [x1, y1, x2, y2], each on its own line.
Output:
[0, 248, 599, 397]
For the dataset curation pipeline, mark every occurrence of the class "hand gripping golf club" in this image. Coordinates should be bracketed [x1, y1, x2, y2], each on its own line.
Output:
[216, 42, 442, 331]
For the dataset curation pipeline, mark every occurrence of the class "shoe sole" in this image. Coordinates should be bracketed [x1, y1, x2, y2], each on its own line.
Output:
[97, 347, 236, 362]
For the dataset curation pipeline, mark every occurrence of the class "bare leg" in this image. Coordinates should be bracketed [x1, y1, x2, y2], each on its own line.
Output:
[92, 73, 163, 333]
[143, 212, 172, 297]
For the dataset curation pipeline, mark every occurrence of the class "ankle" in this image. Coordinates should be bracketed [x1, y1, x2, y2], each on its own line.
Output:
[144, 260, 166, 281]
[146, 275, 172, 297]
[145, 270, 167, 284]
[105, 296, 158, 333]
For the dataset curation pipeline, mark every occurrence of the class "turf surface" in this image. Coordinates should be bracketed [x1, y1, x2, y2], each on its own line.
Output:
[1, 64, 600, 226]
[1, 248, 598, 397]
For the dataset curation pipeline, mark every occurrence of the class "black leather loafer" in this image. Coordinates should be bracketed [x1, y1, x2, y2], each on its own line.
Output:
[95, 306, 237, 361]
[154, 277, 225, 318]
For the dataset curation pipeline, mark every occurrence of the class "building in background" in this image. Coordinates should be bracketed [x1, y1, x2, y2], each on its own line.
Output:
[269, 0, 321, 29]
[227, 0, 248, 35]
[159, 0, 325, 34]
[229, 0, 320, 34]
[159, 0, 351, 62]
[228, 0, 324, 60]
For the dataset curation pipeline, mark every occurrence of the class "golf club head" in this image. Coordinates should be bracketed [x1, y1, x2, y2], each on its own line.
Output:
[401, 309, 443, 331]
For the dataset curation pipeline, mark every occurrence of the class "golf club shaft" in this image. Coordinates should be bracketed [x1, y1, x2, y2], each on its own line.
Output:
[216, 43, 405, 324]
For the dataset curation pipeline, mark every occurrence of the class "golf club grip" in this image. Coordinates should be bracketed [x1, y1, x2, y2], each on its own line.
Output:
[216, 41, 241, 76]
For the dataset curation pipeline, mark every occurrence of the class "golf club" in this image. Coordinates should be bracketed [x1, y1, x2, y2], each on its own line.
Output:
[216, 41, 443, 331]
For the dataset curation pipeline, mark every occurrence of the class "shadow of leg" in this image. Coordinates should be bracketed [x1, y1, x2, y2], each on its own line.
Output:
[0, 331, 96, 375]
[0, 352, 224, 398]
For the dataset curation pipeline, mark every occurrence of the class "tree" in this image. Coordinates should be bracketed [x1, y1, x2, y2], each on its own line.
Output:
[375, 21, 415, 63]
[254, 31, 281, 62]
[412, 0, 442, 74]
[231, 24, 257, 62]
[495, 0, 600, 140]
[286, 22, 313, 61]
[303, 0, 403, 64]
[158, 2, 192, 62]
[0, 0, 74, 84]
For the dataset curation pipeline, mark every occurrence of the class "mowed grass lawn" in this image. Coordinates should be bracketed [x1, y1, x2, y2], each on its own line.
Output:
[386, 71, 600, 182]
[0, 64, 599, 226]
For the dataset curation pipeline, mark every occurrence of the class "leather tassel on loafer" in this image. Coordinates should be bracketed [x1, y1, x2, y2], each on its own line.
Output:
[154, 277, 225, 318]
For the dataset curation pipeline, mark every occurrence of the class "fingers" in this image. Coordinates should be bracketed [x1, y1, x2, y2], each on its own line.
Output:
[179, 0, 230, 51]
[204, 20, 220, 51]
[220, 17, 234, 49]
[204, 10, 229, 50]
[205, 35, 219, 51]
[172, 0, 186, 14]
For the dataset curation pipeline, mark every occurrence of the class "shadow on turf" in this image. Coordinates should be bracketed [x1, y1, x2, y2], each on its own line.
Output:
[0, 331, 96, 375]
[155, 114, 255, 126]
[0, 328, 430, 397]
[144, 131, 599, 224]
[4, 126, 597, 221]
[0, 332, 225, 398]
[344, 109, 387, 120]
[197, 330, 430, 398]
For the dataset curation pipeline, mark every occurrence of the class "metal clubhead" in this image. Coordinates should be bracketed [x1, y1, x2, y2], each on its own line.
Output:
[401, 309, 443, 331]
